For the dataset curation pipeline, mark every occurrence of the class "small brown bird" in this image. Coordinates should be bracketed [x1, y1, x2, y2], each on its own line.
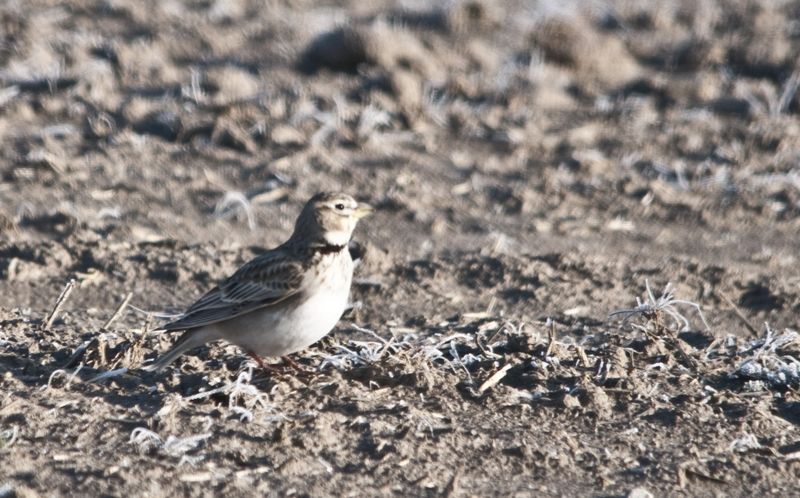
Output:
[143, 192, 373, 372]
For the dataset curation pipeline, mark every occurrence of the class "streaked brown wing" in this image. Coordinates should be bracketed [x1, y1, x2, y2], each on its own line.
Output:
[160, 249, 305, 331]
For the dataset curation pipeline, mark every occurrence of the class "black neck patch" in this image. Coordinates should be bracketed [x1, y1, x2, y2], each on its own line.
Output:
[312, 243, 346, 256]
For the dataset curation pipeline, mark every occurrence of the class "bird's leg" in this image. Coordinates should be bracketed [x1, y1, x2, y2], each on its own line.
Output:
[247, 351, 268, 369]
[281, 355, 314, 374]
[248, 352, 286, 375]
[247, 352, 312, 376]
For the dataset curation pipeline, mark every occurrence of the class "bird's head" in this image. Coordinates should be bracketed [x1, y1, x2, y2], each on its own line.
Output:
[292, 192, 373, 247]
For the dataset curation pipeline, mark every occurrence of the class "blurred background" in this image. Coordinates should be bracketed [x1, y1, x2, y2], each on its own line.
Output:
[1, 3, 800, 496]
[0, 0, 797, 324]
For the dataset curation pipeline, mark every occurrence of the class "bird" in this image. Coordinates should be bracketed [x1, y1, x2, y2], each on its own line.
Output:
[143, 192, 373, 372]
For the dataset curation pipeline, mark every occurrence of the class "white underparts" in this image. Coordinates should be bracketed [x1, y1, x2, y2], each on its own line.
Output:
[323, 229, 352, 246]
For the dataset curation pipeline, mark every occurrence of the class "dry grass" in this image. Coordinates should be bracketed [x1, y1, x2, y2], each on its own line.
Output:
[1, 0, 798, 495]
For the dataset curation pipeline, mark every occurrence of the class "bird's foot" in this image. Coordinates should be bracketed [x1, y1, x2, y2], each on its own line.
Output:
[246, 352, 314, 377]
[281, 355, 315, 375]
[247, 352, 288, 376]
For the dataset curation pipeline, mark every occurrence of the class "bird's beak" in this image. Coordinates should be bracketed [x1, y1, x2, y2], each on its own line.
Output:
[354, 203, 374, 219]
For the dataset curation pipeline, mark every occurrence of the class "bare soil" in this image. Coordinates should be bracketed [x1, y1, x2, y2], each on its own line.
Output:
[1, 1, 799, 496]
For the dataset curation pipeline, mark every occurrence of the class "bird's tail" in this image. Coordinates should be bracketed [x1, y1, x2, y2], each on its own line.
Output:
[141, 327, 217, 372]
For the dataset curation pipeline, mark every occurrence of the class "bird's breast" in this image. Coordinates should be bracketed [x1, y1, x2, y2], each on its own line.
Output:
[228, 250, 353, 357]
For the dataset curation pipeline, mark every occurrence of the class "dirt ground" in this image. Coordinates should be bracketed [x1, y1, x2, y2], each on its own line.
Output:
[1, 0, 799, 496]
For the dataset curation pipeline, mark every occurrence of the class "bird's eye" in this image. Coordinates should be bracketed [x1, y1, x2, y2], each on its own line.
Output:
[335, 203, 345, 210]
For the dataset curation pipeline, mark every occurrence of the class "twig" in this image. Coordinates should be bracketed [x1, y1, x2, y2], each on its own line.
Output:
[610, 281, 709, 331]
[214, 191, 256, 230]
[545, 319, 556, 357]
[63, 340, 90, 368]
[44, 279, 76, 330]
[128, 304, 182, 320]
[46, 363, 83, 389]
[774, 69, 800, 116]
[576, 345, 591, 368]
[718, 291, 758, 336]
[479, 364, 513, 394]
[88, 368, 129, 383]
[250, 186, 289, 205]
[103, 292, 133, 329]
